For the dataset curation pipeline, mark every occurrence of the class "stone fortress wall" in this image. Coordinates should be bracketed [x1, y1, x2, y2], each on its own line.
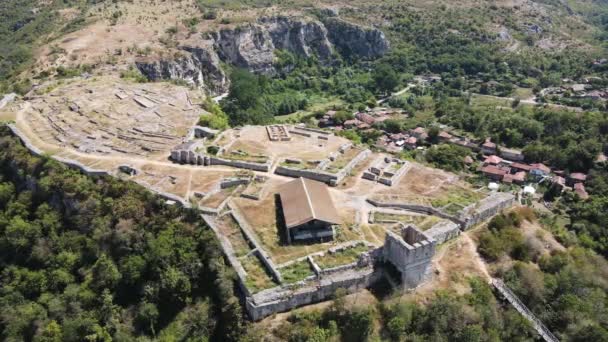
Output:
[7, 124, 517, 322]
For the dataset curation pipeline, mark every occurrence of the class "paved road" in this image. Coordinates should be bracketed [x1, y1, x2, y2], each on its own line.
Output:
[377, 83, 416, 104]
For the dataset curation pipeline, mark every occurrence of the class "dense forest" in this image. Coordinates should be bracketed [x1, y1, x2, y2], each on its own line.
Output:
[478, 209, 608, 341]
[0, 127, 244, 341]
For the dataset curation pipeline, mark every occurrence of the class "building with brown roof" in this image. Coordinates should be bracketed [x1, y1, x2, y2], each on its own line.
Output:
[278, 178, 342, 243]
[481, 138, 497, 155]
[568, 172, 587, 186]
[355, 112, 376, 126]
[483, 155, 503, 166]
[499, 147, 524, 162]
[573, 183, 589, 199]
[503, 171, 526, 185]
[343, 119, 360, 129]
[404, 136, 417, 149]
[511, 162, 532, 172]
[410, 127, 428, 140]
[530, 163, 551, 178]
[481, 165, 508, 181]
[438, 131, 453, 141]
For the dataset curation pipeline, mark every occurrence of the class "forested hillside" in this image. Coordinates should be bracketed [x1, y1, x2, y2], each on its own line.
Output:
[0, 128, 243, 341]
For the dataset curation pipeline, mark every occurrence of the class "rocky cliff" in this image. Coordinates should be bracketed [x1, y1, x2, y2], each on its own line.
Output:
[212, 16, 334, 74]
[324, 18, 389, 60]
[135, 43, 227, 95]
[135, 16, 390, 94]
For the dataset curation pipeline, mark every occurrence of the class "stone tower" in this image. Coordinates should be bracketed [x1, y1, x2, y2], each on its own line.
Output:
[382, 224, 436, 288]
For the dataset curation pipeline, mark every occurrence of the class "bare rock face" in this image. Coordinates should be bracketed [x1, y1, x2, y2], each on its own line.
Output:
[135, 16, 389, 94]
[213, 17, 334, 74]
[135, 44, 227, 94]
[324, 18, 389, 60]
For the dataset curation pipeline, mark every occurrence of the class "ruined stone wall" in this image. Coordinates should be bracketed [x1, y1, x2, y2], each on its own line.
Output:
[332, 149, 371, 185]
[294, 126, 332, 135]
[246, 267, 383, 321]
[378, 161, 411, 186]
[208, 156, 271, 172]
[229, 203, 282, 282]
[425, 221, 460, 244]
[367, 199, 464, 225]
[460, 192, 516, 229]
[275, 166, 338, 184]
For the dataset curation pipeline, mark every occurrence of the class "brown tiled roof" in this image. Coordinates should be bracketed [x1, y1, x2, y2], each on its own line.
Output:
[279, 178, 342, 229]
[553, 176, 566, 186]
[531, 163, 551, 174]
[503, 171, 525, 184]
[569, 172, 587, 182]
[484, 155, 503, 165]
[573, 183, 589, 199]
[355, 113, 376, 125]
[481, 165, 508, 176]
[405, 137, 417, 144]
[511, 162, 532, 171]
[438, 131, 453, 139]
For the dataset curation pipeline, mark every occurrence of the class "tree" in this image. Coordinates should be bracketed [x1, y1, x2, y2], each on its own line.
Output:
[36, 320, 63, 342]
[425, 144, 469, 172]
[373, 63, 399, 95]
[137, 302, 159, 336]
[333, 110, 354, 125]
[90, 254, 121, 291]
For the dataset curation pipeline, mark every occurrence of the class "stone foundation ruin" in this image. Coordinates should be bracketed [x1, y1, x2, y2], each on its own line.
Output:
[363, 157, 411, 186]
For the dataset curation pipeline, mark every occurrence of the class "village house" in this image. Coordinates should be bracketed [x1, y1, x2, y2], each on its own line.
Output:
[481, 165, 508, 181]
[343, 119, 360, 129]
[483, 155, 504, 166]
[573, 183, 589, 199]
[503, 171, 526, 185]
[318, 111, 337, 127]
[410, 127, 428, 140]
[404, 136, 417, 150]
[530, 163, 551, 179]
[481, 138, 497, 155]
[355, 112, 376, 126]
[568, 172, 587, 186]
[552, 176, 566, 192]
[510, 162, 532, 173]
[451, 137, 480, 152]
[438, 131, 453, 142]
[499, 147, 524, 162]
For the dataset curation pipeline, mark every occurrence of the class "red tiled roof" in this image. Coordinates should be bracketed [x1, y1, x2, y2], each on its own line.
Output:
[438, 131, 453, 139]
[553, 176, 566, 186]
[355, 113, 376, 125]
[405, 137, 417, 144]
[569, 172, 587, 182]
[531, 163, 551, 174]
[511, 162, 532, 171]
[482, 141, 497, 149]
[574, 183, 589, 199]
[484, 155, 503, 165]
[413, 127, 426, 134]
[503, 172, 525, 183]
[481, 165, 508, 176]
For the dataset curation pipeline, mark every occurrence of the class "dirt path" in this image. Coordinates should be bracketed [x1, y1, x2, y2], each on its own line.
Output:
[461, 232, 491, 281]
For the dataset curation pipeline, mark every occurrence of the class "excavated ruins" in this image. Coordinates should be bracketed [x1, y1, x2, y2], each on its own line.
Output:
[7, 85, 516, 320]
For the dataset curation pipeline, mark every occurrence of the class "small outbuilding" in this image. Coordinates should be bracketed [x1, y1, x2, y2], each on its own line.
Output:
[278, 178, 342, 243]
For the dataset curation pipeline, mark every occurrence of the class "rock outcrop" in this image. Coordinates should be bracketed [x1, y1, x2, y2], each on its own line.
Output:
[324, 18, 389, 59]
[135, 43, 227, 94]
[213, 17, 334, 74]
[136, 16, 389, 94]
